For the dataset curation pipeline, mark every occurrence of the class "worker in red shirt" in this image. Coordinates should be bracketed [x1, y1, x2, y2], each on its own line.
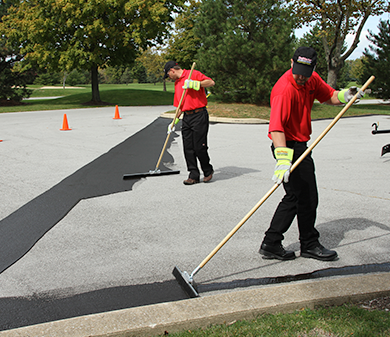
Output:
[259, 47, 364, 261]
[164, 61, 215, 185]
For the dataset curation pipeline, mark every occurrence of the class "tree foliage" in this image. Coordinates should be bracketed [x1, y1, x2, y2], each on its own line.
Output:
[293, 0, 389, 88]
[0, 42, 33, 103]
[0, 0, 184, 103]
[299, 23, 348, 89]
[137, 47, 168, 84]
[349, 57, 366, 83]
[298, 25, 329, 80]
[194, 0, 296, 105]
[0, 0, 33, 104]
[361, 19, 390, 99]
[166, 0, 201, 70]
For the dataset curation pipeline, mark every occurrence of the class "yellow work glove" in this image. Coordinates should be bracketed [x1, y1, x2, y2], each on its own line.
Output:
[272, 147, 294, 185]
[338, 86, 364, 104]
[182, 79, 201, 91]
[167, 118, 180, 134]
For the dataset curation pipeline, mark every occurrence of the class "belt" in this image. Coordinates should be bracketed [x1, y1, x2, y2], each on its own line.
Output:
[184, 107, 206, 115]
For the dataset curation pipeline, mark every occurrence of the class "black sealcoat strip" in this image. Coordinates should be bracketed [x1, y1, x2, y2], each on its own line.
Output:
[0, 280, 188, 331]
[0, 117, 177, 274]
[198, 262, 390, 293]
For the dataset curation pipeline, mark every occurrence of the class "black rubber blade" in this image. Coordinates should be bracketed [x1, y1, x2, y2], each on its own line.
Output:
[123, 170, 180, 180]
[382, 144, 390, 156]
[172, 266, 199, 298]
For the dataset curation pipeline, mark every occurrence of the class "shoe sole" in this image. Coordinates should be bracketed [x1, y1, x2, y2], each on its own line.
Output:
[300, 252, 338, 261]
[260, 249, 296, 261]
[183, 181, 199, 185]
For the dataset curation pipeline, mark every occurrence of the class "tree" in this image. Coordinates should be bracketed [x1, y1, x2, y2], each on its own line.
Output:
[360, 19, 390, 99]
[131, 60, 148, 83]
[137, 47, 168, 85]
[298, 24, 329, 80]
[349, 57, 366, 84]
[194, 0, 296, 104]
[101, 66, 127, 84]
[0, 0, 184, 104]
[33, 71, 61, 86]
[120, 68, 133, 85]
[0, 0, 33, 104]
[299, 24, 348, 88]
[294, 0, 389, 89]
[0, 41, 33, 104]
[166, 0, 201, 69]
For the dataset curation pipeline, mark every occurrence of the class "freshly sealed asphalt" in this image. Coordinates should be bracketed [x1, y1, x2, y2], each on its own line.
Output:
[0, 105, 389, 335]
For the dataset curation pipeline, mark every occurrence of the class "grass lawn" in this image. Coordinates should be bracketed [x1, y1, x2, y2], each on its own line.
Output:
[1, 83, 389, 120]
[0, 83, 175, 113]
[168, 302, 390, 336]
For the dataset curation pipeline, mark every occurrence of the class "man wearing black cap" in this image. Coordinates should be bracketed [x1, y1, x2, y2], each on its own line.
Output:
[259, 46, 364, 261]
[163, 61, 215, 185]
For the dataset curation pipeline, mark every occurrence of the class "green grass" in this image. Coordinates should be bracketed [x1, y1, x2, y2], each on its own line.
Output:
[1, 83, 389, 120]
[206, 100, 390, 121]
[0, 83, 175, 113]
[310, 101, 390, 120]
[166, 304, 390, 336]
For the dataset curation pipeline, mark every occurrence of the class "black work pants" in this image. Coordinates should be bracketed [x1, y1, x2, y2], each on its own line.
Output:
[182, 108, 213, 180]
[263, 141, 320, 250]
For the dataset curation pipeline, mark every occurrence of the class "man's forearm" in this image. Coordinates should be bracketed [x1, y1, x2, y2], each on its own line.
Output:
[201, 79, 215, 88]
[270, 131, 286, 148]
[324, 91, 343, 105]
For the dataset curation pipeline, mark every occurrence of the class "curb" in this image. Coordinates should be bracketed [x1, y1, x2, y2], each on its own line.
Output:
[1, 272, 389, 337]
[161, 112, 269, 124]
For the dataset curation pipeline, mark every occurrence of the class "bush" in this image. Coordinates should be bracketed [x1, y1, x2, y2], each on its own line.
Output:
[33, 72, 61, 86]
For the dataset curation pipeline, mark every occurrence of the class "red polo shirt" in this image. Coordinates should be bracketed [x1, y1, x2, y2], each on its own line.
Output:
[174, 69, 211, 112]
[268, 69, 334, 142]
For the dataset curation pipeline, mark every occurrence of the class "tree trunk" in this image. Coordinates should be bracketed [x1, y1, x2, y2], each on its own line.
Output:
[327, 67, 338, 89]
[62, 72, 68, 89]
[91, 65, 101, 103]
[326, 49, 344, 90]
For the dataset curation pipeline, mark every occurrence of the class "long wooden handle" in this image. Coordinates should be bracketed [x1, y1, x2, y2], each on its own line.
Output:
[154, 62, 197, 171]
[291, 76, 375, 172]
[174, 62, 197, 120]
[196, 75, 375, 271]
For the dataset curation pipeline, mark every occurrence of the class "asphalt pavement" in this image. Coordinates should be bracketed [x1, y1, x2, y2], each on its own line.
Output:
[0, 105, 389, 336]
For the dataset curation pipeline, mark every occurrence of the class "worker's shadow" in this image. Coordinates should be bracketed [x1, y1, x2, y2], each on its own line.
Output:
[284, 217, 390, 252]
[0, 117, 176, 274]
[199, 218, 390, 293]
[212, 166, 261, 181]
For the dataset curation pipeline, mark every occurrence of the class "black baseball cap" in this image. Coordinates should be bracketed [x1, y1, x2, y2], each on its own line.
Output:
[292, 47, 317, 78]
[163, 61, 178, 79]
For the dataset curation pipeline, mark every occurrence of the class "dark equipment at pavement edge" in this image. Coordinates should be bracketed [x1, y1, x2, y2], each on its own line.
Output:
[173, 75, 376, 298]
[371, 123, 390, 156]
[123, 62, 196, 180]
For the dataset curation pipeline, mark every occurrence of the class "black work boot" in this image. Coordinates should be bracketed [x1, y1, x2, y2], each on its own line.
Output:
[259, 243, 296, 261]
[301, 244, 338, 261]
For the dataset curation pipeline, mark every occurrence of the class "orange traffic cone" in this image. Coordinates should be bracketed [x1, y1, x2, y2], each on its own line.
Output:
[113, 105, 121, 119]
[60, 114, 71, 131]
